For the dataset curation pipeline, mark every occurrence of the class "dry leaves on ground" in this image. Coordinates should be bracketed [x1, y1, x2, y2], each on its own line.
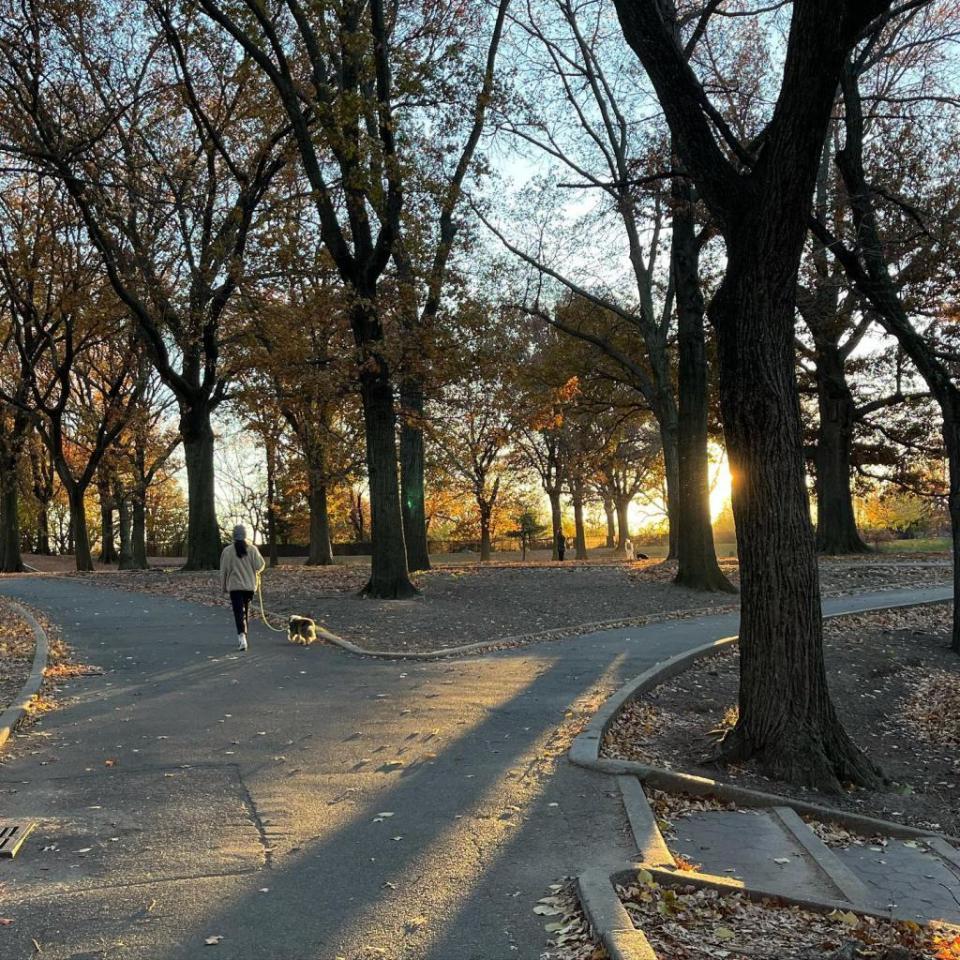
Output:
[538, 880, 608, 960]
[619, 869, 956, 959]
[900, 670, 960, 749]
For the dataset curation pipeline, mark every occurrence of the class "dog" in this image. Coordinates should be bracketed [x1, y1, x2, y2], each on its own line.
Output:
[287, 615, 318, 646]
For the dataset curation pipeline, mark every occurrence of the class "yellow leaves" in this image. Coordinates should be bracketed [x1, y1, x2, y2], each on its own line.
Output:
[934, 933, 960, 959]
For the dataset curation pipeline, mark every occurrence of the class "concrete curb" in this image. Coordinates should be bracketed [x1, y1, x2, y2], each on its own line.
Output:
[0, 601, 50, 752]
[578, 860, 960, 960]
[569, 594, 955, 841]
[577, 867, 657, 960]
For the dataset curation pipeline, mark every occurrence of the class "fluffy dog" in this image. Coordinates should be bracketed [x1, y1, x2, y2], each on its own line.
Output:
[288, 615, 318, 646]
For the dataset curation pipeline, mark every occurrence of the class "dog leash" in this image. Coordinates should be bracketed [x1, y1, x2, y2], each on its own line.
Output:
[255, 578, 288, 634]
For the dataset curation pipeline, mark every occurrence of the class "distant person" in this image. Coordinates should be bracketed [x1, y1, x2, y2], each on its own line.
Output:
[623, 537, 633, 559]
[219, 524, 265, 652]
[556, 531, 566, 562]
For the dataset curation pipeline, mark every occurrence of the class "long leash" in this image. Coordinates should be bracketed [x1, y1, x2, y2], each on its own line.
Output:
[255, 578, 288, 634]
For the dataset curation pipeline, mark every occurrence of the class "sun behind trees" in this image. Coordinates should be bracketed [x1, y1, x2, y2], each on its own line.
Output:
[0, 0, 956, 797]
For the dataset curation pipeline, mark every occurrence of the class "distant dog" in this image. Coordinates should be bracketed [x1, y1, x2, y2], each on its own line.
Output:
[288, 615, 318, 646]
[635, 551, 649, 560]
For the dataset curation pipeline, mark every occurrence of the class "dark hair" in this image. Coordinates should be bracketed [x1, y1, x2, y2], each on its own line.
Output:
[234, 539, 248, 559]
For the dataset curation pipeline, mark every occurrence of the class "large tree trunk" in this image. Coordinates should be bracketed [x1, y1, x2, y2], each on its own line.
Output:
[399, 378, 431, 572]
[67, 484, 94, 572]
[0, 464, 23, 573]
[615, 496, 631, 552]
[660, 423, 680, 560]
[265, 440, 278, 568]
[131, 490, 149, 569]
[35, 504, 51, 556]
[603, 497, 616, 549]
[357, 342, 417, 599]
[814, 350, 870, 554]
[180, 405, 222, 571]
[571, 479, 588, 560]
[672, 179, 735, 591]
[97, 480, 117, 564]
[117, 494, 135, 570]
[548, 490, 563, 560]
[306, 467, 334, 566]
[479, 504, 492, 562]
[710, 248, 881, 792]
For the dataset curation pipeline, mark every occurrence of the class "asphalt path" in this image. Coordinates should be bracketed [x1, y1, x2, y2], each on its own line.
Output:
[0, 577, 950, 960]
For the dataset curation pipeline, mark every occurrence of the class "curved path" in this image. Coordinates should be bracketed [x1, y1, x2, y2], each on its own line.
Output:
[0, 577, 950, 960]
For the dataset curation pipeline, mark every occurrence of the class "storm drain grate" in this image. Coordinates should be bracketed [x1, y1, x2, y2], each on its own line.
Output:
[0, 821, 37, 858]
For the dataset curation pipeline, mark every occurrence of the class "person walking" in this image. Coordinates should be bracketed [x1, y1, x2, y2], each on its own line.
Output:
[556, 530, 566, 562]
[219, 524, 266, 651]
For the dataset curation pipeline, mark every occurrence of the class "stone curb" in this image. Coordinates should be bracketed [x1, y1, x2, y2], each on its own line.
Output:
[577, 867, 658, 960]
[578, 860, 960, 960]
[0, 601, 50, 752]
[569, 594, 955, 842]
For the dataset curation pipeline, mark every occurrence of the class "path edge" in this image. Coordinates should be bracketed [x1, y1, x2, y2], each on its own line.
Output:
[0, 601, 49, 752]
[569, 595, 955, 841]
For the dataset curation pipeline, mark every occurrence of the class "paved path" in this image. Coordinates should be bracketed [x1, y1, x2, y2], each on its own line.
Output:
[0, 579, 951, 960]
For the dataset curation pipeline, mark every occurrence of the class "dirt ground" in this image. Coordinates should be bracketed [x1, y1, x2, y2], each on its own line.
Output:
[603, 603, 960, 835]
[36, 554, 946, 654]
[17, 553, 946, 653]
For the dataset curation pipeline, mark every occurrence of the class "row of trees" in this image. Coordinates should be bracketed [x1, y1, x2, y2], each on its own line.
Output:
[0, 0, 957, 788]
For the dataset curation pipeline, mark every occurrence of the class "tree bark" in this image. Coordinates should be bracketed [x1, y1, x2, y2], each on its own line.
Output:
[0, 464, 23, 573]
[814, 357, 869, 554]
[180, 405, 222, 570]
[67, 485, 93, 572]
[97, 480, 117, 564]
[660, 422, 680, 560]
[479, 504, 492, 562]
[131, 490, 149, 569]
[357, 333, 417, 598]
[265, 439, 278, 568]
[117, 494, 135, 570]
[672, 178, 735, 591]
[35, 504, 50, 556]
[571, 479, 588, 560]
[306, 469, 334, 566]
[399, 378, 431, 572]
[710, 252, 881, 791]
[603, 497, 616, 549]
[548, 491, 563, 559]
[947, 414, 960, 655]
[615, 496, 631, 552]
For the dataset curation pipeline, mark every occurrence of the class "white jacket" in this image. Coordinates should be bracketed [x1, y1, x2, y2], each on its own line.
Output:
[219, 542, 266, 593]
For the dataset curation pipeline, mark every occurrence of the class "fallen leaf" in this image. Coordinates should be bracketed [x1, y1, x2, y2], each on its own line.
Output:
[204, 935, 224, 946]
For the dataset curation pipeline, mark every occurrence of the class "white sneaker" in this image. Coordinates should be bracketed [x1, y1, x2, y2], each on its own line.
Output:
[237, 634, 248, 652]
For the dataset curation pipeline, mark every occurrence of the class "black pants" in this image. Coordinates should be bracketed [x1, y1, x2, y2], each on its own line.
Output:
[230, 590, 254, 635]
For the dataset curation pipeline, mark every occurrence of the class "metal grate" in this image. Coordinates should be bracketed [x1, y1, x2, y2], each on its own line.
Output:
[0, 821, 36, 859]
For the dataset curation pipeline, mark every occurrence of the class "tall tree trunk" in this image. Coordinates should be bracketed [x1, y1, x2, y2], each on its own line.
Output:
[548, 490, 562, 560]
[615, 496, 631, 552]
[603, 497, 616, 549]
[672, 178, 735, 591]
[357, 345, 417, 598]
[67, 484, 93, 572]
[131, 490, 148, 570]
[306, 468, 334, 566]
[479, 504, 492, 562]
[946, 413, 960, 656]
[399, 378, 431, 572]
[265, 439, 278, 568]
[117, 494, 134, 570]
[660, 422, 680, 560]
[571, 479, 588, 560]
[180, 405, 222, 570]
[98, 480, 116, 564]
[36, 504, 50, 556]
[0, 464, 23, 573]
[710, 250, 881, 791]
[813, 352, 869, 554]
